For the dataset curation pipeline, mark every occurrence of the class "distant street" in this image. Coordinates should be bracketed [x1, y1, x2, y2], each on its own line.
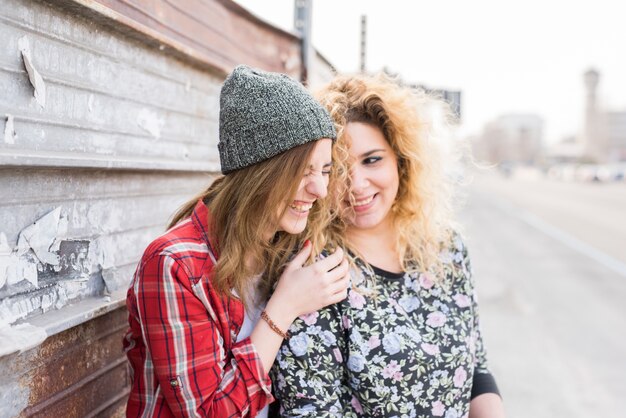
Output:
[460, 171, 626, 418]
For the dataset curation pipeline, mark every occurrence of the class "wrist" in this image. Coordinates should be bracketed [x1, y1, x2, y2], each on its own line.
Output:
[260, 310, 290, 339]
[264, 296, 297, 331]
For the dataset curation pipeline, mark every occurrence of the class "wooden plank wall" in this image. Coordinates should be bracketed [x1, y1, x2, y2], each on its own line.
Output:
[0, 0, 304, 415]
[50, 0, 302, 77]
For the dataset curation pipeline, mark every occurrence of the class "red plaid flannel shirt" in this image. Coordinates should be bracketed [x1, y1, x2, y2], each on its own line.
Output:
[124, 200, 273, 417]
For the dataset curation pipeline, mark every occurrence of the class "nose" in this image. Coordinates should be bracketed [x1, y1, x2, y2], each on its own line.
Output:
[350, 165, 368, 195]
[305, 172, 328, 199]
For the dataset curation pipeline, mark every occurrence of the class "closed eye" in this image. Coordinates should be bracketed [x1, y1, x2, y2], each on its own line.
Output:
[306, 163, 333, 176]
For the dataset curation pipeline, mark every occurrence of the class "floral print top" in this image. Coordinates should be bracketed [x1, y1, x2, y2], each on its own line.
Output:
[270, 236, 499, 418]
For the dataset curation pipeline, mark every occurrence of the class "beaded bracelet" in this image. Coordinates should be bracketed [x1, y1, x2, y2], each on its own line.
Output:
[260, 310, 290, 339]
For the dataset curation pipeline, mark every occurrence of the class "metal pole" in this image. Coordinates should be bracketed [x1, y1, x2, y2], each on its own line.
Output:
[360, 15, 367, 73]
[294, 0, 313, 84]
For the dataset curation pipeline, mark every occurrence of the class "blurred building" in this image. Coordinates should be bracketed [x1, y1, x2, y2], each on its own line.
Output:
[604, 111, 626, 161]
[473, 114, 544, 164]
[308, 50, 337, 89]
[406, 81, 462, 122]
[581, 69, 626, 162]
[545, 135, 583, 163]
[381, 68, 462, 122]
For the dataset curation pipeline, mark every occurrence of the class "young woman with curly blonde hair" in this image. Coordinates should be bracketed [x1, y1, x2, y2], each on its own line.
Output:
[271, 74, 504, 418]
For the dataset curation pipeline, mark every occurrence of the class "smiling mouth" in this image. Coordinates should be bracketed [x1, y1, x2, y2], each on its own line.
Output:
[350, 194, 376, 207]
[289, 201, 313, 213]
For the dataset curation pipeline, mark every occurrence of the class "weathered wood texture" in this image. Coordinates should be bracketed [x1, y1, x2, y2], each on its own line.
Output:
[48, 0, 302, 78]
[0, 0, 219, 327]
[1, 0, 224, 171]
[0, 0, 300, 415]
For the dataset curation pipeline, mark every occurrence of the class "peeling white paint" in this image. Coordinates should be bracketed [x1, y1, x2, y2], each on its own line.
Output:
[3, 114, 17, 144]
[0, 323, 47, 356]
[88, 241, 106, 275]
[0, 233, 11, 289]
[0, 274, 93, 327]
[61, 280, 86, 300]
[40, 293, 54, 312]
[102, 267, 118, 292]
[0, 294, 27, 326]
[14, 253, 38, 287]
[48, 214, 68, 253]
[55, 285, 68, 310]
[185, 79, 191, 92]
[7, 207, 70, 289]
[18, 36, 46, 108]
[3, 251, 38, 288]
[17, 207, 63, 266]
[137, 108, 163, 138]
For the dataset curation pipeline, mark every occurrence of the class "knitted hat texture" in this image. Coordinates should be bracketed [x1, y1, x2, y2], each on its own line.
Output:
[218, 65, 336, 174]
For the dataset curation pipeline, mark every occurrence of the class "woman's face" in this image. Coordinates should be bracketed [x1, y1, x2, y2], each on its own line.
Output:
[343, 122, 399, 231]
[277, 138, 333, 235]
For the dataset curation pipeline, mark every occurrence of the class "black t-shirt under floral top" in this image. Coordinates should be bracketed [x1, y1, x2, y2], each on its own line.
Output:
[270, 236, 499, 418]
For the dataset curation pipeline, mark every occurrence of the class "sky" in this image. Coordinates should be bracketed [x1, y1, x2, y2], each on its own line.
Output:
[234, 0, 626, 145]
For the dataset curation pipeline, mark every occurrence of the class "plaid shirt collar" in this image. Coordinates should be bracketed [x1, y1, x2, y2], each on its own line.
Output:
[191, 199, 220, 260]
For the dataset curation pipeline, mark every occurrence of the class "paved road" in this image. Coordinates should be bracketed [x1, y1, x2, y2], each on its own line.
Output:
[460, 172, 626, 418]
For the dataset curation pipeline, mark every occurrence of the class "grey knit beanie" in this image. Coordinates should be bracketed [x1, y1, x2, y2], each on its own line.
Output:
[218, 65, 336, 174]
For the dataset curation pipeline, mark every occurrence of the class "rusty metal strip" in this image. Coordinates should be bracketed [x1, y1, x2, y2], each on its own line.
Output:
[21, 351, 128, 416]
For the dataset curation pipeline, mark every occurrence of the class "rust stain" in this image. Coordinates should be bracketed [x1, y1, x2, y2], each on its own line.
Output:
[22, 361, 128, 418]
[15, 307, 130, 418]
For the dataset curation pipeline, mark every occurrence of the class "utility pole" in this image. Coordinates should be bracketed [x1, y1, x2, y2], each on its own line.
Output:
[360, 15, 367, 73]
[294, 0, 313, 84]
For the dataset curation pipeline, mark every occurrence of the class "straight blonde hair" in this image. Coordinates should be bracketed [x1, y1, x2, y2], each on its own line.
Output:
[169, 141, 335, 308]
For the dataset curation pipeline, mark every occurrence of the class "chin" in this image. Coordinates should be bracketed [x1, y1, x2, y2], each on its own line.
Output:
[351, 213, 386, 230]
[284, 227, 306, 235]
[280, 220, 307, 235]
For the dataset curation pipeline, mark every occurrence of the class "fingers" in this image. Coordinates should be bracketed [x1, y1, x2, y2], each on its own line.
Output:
[313, 246, 345, 272]
[324, 269, 350, 306]
[327, 275, 350, 296]
[327, 281, 350, 305]
[309, 269, 350, 310]
[325, 258, 349, 281]
[286, 240, 313, 270]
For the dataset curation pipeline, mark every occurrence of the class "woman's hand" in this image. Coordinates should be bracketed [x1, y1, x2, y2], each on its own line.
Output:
[269, 241, 350, 322]
[250, 241, 350, 374]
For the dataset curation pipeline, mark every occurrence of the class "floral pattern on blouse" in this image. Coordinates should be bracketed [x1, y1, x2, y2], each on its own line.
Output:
[271, 236, 495, 418]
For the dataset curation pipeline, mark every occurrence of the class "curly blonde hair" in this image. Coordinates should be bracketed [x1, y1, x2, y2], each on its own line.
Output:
[316, 73, 457, 275]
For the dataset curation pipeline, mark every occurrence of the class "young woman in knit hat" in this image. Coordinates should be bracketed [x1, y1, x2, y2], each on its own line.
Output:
[271, 74, 505, 417]
[124, 65, 350, 418]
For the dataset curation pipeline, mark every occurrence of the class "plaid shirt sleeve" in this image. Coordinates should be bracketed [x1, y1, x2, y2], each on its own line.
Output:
[130, 250, 273, 417]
